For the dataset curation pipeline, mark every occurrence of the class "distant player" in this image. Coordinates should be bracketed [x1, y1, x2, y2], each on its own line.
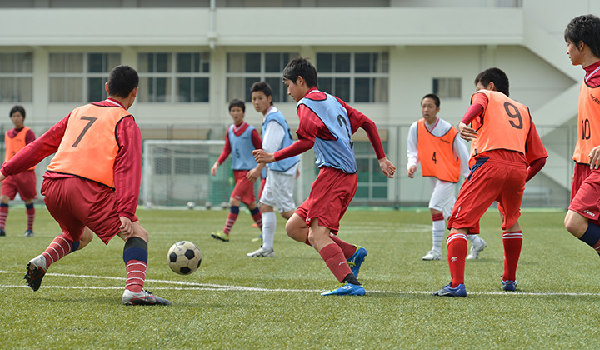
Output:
[433, 67, 546, 297]
[0, 106, 37, 237]
[406, 93, 474, 261]
[3, 65, 170, 305]
[246, 82, 299, 257]
[254, 57, 396, 296]
[562, 15, 600, 264]
[211, 99, 263, 242]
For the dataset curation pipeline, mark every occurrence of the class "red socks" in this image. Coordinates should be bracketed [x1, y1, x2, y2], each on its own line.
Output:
[319, 243, 353, 282]
[42, 234, 73, 268]
[502, 231, 523, 282]
[329, 234, 357, 259]
[125, 260, 147, 293]
[26, 204, 35, 232]
[446, 232, 467, 287]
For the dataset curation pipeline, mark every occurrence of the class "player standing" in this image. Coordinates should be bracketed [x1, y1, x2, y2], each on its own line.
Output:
[0, 106, 37, 237]
[433, 67, 546, 297]
[246, 82, 299, 257]
[254, 57, 396, 296]
[562, 15, 600, 262]
[211, 99, 263, 242]
[2, 65, 170, 305]
[406, 94, 476, 261]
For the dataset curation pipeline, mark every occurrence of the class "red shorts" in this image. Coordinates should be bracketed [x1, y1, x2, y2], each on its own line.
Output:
[41, 177, 137, 244]
[569, 163, 600, 223]
[296, 167, 357, 234]
[1, 170, 37, 200]
[230, 170, 256, 205]
[448, 157, 526, 234]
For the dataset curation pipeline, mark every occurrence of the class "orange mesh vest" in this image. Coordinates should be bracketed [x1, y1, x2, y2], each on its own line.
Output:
[5, 127, 35, 170]
[46, 103, 131, 188]
[572, 80, 600, 164]
[416, 119, 461, 182]
[470, 90, 531, 157]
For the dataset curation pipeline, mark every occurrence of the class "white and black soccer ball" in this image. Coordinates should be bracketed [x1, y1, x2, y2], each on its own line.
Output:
[167, 241, 202, 275]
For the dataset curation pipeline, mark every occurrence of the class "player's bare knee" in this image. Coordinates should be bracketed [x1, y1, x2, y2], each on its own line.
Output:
[564, 212, 587, 237]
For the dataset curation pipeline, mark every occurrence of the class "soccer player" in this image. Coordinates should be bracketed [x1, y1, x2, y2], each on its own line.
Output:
[406, 93, 475, 261]
[0, 106, 37, 237]
[246, 81, 299, 258]
[562, 15, 600, 264]
[2, 65, 170, 305]
[210, 99, 263, 242]
[433, 67, 546, 297]
[254, 57, 396, 296]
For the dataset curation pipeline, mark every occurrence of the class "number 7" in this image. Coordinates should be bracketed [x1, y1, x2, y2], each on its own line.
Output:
[72, 116, 98, 147]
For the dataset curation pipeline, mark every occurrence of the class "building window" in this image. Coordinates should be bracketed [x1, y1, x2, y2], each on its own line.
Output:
[316, 52, 388, 103]
[137, 52, 210, 103]
[0, 52, 33, 103]
[49, 52, 121, 103]
[432, 78, 462, 99]
[226, 52, 299, 103]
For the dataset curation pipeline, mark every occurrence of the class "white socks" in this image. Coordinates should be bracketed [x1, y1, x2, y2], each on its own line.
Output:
[261, 211, 277, 250]
[432, 219, 445, 253]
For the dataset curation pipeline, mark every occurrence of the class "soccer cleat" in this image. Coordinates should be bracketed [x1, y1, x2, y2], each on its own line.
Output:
[0, 228, 5, 237]
[251, 233, 262, 243]
[422, 250, 442, 261]
[347, 246, 367, 277]
[24, 255, 47, 292]
[432, 282, 467, 297]
[252, 223, 258, 228]
[211, 231, 229, 242]
[122, 289, 172, 306]
[466, 238, 487, 259]
[24, 230, 34, 237]
[247, 247, 275, 258]
[321, 283, 366, 296]
[502, 280, 518, 292]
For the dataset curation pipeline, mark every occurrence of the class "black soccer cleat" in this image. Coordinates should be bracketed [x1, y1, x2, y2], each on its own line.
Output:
[122, 289, 172, 306]
[24, 255, 47, 292]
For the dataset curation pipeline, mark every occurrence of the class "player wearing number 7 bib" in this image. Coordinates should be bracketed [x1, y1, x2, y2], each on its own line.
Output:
[406, 93, 471, 262]
[433, 67, 545, 297]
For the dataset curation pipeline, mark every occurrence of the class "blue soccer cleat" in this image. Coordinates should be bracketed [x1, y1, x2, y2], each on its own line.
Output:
[502, 280, 517, 292]
[347, 246, 367, 277]
[432, 282, 467, 297]
[321, 283, 366, 296]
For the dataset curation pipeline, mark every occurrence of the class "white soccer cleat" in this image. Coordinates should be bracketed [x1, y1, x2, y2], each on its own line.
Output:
[421, 250, 442, 261]
[246, 247, 275, 258]
[122, 289, 171, 306]
[467, 238, 488, 260]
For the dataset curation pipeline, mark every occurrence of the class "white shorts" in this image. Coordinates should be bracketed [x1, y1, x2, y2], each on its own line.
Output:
[428, 177, 457, 219]
[260, 170, 296, 213]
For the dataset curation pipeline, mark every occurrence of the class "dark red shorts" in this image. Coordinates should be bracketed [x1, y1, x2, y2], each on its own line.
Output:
[296, 167, 357, 234]
[569, 163, 600, 222]
[448, 157, 526, 234]
[1, 170, 37, 200]
[230, 170, 256, 205]
[41, 177, 137, 244]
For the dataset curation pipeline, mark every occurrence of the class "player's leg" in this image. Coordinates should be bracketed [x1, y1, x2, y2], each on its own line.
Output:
[0, 176, 16, 236]
[422, 179, 448, 261]
[247, 202, 276, 257]
[501, 221, 522, 292]
[24, 199, 35, 237]
[564, 170, 600, 256]
[18, 170, 37, 237]
[247, 201, 263, 231]
[212, 196, 240, 242]
[285, 212, 310, 244]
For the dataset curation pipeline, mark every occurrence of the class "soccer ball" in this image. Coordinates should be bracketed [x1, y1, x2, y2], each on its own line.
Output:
[167, 241, 202, 275]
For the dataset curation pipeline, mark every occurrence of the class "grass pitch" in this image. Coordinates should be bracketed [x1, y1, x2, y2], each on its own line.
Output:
[1, 207, 599, 349]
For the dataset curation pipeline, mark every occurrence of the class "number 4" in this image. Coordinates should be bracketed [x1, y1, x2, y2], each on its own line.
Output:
[72, 116, 98, 147]
[432, 151, 437, 164]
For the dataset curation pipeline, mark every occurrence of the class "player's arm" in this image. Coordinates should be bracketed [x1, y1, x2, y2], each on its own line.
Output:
[406, 122, 419, 178]
[525, 119, 548, 182]
[25, 128, 36, 144]
[211, 128, 232, 176]
[113, 116, 142, 223]
[248, 122, 282, 182]
[459, 93, 486, 141]
[453, 132, 471, 178]
[0, 114, 69, 180]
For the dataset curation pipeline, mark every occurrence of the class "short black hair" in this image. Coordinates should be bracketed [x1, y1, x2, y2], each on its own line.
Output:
[228, 98, 245, 112]
[107, 65, 139, 98]
[421, 93, 440, 108]
[564, 14, 600, 58]
[250, 81, 273, 105]
[282, 57, 318, 88]
[475, 67, 510, 96]
[9, 105, 25, 119]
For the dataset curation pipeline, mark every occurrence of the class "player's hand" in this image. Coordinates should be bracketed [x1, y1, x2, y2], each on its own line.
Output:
[378, 157, 396, 178]
[253, 149, 275, 163]
[119, 217, 133, 238]
[210, 162, 219, 177]
[296, 169, 301, 179]
[407, 165, 417, 178]
[458, 122, 478, 142]
[589, 146, 600, 169]
[246, 168, 259, 183]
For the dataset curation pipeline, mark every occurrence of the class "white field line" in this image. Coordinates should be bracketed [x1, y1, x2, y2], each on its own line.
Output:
[1, 270, 599, 296]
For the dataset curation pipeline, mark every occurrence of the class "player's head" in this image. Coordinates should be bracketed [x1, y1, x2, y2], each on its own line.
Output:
[9, 105, 26, 120]
[251, 81, 273, 114]
[564, 14, 600, 61]
[107, 65, 139, 98]
[228, 98, 245, 125]
[421, 94, 440, 122]
[9, 105, 26, 128]
[474, 67, 509, 96]
[282, 57, 317, 102]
